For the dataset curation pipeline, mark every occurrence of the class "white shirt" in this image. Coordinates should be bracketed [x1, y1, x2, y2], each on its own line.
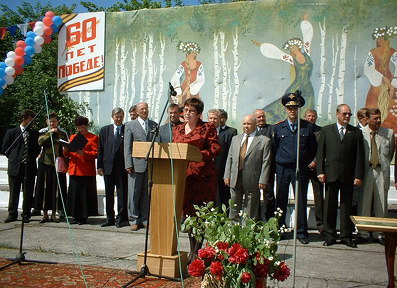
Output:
[113, 124, 122, 135]
[137, 117, 148, 133]
[336, 123, 346, 136]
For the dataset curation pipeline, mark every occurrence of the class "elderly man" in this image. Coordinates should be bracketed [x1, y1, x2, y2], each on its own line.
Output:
[273, 92, 316, 244]
[317, 104, 364, 248]
[158, 103, 182, 143]
[357, 108, 395, 245]
[224, 114, 271, 224]
[97, 108, 129, 228]
[208, 109, 237, 210]
[124, 102, 158, 231]
[304, 108, 324, 234]
[128, 105, 138, 121]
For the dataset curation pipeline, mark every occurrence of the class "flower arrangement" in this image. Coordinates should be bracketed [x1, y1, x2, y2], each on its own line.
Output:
[283, 37, 303, 50]
[182, 202, 290, 287]
[177, 41, 201, 54]
[372, 26, 397, 40]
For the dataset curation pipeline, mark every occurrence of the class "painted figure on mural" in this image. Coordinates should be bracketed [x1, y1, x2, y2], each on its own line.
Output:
[170, 41, 205, 105]
[252, 14, 314, 123]
[364, 25, 397, 135]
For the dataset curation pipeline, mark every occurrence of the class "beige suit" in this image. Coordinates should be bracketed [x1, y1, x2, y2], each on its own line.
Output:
[358, 126, 395, 237]
[224, 134, 271, 223]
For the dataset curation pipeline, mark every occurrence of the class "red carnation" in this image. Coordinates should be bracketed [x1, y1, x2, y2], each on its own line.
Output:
[188, 259, 206, 277]
[198, 246, 216, 261]
[209, 261, 224, 279]
[233, 248, 249, 264]
[241, 272, 252, 283]
[228, 243, 242, 256]
[273, 262, 290, 282]
[216, 241, 229, 250]
[254, 259, 270, 277]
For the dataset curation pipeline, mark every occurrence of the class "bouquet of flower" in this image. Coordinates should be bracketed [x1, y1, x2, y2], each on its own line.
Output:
[182, 202, 290, 288]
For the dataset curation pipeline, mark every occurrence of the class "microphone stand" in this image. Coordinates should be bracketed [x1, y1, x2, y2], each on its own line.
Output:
[0, 104, 57, 271]
[122, 86, 181, 287]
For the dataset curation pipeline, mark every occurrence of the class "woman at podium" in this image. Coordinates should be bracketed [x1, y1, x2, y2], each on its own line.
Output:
[173, 98, 221, 263]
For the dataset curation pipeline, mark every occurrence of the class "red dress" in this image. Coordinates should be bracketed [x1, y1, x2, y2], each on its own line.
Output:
[173, 120, 221, 216]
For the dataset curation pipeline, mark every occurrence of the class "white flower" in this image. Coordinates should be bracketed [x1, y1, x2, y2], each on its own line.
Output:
[275, 261, 281, 266]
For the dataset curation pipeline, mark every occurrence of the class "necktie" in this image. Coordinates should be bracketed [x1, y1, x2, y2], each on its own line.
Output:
[291, 123, 296, 132]
[239, 134, 249, 171]
[22, 130, 29, 164]
[144, 121, 148, 135]
[339, 126, 344, 140]
[113, 126, 120, 154]
[369, 131, 380, 167]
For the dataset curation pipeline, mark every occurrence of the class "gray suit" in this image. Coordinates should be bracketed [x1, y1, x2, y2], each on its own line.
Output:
[124, 118, 158, 225]
[358, 126, 395, 238]
[224, 134, 271, 223]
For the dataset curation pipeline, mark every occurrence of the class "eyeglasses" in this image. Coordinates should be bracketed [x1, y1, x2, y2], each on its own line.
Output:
[340, 112, 352, 117]
[183, 108, 197, 114]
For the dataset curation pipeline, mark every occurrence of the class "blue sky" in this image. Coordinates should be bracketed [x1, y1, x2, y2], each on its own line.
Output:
[4, 0, 200, 13]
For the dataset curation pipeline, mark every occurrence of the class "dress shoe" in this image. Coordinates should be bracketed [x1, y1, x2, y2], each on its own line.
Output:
[31, 209, 41, 216]
[340, 240, 357, 248]
[374, 238, 385, 246]
[78, 218, 87, 225]
[51, 217, 60, 223]
[4, 216, 17, 223]
[115, 221, 129, 228]
[354, 236, 368, 244]
[69, 218, 78, 225]
[101, 219, 115, 227]
[323, 239, 336, 246]
[22, 216, 31, 223]
[40, 217, 49, 224]
[298, 238, 309, 244]
[130, 224, 141, 231]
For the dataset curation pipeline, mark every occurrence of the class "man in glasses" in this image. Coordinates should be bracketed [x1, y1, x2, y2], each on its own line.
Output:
[316, 104, 364, 248]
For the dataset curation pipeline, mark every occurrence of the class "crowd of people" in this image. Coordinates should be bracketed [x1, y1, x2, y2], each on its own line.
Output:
[1, 93, 397, 262]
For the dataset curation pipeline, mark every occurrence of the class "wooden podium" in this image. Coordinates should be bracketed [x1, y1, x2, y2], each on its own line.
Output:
[132, 142, 202, 278]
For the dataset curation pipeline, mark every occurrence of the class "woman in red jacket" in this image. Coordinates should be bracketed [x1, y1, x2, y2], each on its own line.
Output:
[64, 116, 99, 225]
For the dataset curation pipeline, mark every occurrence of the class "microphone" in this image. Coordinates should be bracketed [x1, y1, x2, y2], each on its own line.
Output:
[169, 82, 177, 96]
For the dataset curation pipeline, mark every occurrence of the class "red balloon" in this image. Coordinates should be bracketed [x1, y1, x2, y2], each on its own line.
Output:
[45, 11, 55, 18]
[43, 35, 52, 44]
[14, 56, 24, 66]
[15, 47, 25, 56]
[43, 17, 53, 27]
[16, 40, 27, 49]
[14, 65, 24, 75]
[44, 26, 53, 36]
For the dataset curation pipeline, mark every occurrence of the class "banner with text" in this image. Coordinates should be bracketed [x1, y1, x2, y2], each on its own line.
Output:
[57, 12, 105, 92]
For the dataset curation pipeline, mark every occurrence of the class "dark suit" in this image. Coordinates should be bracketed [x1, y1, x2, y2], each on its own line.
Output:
[310, 124, 324, 230]
[316, 123, 364, 241]
[273, 119, 316, 239]
[97, 124, 128, 223]
[215, 125, 237, 209]
[256, 124, 275, 221]
[1, 126, 40, 219]
[158, 121, 182, 143]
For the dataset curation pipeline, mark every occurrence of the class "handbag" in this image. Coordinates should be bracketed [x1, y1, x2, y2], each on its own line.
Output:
[55, 156, 68, 173]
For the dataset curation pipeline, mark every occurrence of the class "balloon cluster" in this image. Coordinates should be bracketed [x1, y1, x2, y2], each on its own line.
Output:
[0, 11, 63, 95]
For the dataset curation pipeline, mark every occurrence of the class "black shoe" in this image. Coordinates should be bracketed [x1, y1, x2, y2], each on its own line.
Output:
[51, 217, 60, 223]
[355, 236, 368, 244]
[39, 217, 49, 224]
[22, 216, 30, 223]
[116, 221, 129, 228]
[100, 219, 115, 227]
[323, 239, 336, 246]
[340, 240, 357, 248]
[4, 216, 17, 223]
[31, 209, 41, 216]
[374, 238, 385, 246]
[78, 218, 87, 225]
[69, 218, 78, 225]
[298, 238, 309, 244]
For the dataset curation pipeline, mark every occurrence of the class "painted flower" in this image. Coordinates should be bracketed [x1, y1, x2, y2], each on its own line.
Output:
[188, 259, 206, 277]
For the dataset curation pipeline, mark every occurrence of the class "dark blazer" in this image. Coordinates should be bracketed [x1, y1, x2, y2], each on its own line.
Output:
[97, 124, 125, 175]
[158, 121, 182, 143]
[316, 123, 365, 183]
[273, 119, 316, 168]
[256, 124, 273, 139]
[216, 125, 237, 174]
[2, 126, 40, 176]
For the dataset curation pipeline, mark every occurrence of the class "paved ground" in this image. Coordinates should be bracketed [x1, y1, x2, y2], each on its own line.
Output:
[0, 208, 392, 288]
